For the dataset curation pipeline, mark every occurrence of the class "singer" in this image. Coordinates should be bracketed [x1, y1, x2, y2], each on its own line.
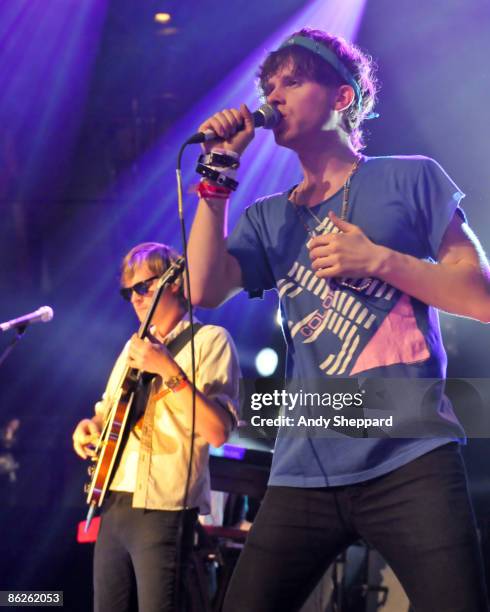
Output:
[72, 242, 240, 612]
[187, 28, 490, 611]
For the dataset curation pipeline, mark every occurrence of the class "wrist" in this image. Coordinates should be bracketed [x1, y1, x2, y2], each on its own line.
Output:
[196, 147, 240, 199]
[158, 354, 181, 378]
[196, 165, 238, 191]
[163, 370, 188, 393]
[373, 244, 394, 279]
[200, 148, 240, 168]
[91, 415, 103, 429]
[197, 180, 232, 201]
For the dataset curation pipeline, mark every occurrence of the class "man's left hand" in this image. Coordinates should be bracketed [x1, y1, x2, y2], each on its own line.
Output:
[308, 211, 386, 278]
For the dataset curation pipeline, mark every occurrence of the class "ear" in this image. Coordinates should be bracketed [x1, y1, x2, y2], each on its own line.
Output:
[334, 84, 356, 113]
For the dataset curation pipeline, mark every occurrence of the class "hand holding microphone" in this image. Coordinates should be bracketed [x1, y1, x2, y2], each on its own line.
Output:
[187, 103, 280, 203]
[190, 103, 280, 155]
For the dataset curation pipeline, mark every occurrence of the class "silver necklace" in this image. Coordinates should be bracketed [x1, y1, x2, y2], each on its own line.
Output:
[292, 156, 372, 292]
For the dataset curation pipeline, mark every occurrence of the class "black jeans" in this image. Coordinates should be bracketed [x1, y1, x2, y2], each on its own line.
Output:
[93, 493, 197, 612]
[224, 443, 488, 612]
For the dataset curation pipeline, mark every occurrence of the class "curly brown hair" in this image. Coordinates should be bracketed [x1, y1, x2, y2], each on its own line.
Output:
[258, 28, 378, 151]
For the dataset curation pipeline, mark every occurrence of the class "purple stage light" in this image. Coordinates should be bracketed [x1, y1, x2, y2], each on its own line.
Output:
[0, 0, 109, 202]
[75, 0, 369, 371]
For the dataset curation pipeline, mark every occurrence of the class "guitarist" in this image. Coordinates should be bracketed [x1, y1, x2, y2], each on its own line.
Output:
[72, 242, 240, 612]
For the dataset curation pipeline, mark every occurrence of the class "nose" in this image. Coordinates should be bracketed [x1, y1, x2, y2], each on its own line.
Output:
[266, 85, 284, 108]
[267, 92, 280, 108]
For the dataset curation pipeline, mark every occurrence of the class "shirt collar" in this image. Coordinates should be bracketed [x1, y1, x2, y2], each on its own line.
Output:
[150, 312, 198, 345]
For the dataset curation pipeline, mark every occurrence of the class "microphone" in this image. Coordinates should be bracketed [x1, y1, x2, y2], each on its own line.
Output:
[186, 103, 281, 144]
[0, 306, 54, 333]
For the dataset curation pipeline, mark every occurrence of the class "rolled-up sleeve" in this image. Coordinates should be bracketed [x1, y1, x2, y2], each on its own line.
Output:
[195, 325, 241, 428]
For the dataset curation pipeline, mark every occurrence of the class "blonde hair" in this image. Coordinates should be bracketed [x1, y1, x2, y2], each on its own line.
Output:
[120, 242, 185, 304]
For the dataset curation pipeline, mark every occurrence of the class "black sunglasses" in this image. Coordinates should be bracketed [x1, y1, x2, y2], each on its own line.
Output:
[120, 275, 159, 302]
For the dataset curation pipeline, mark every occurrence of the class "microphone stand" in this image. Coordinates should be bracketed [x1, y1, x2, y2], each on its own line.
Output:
[0, 325, 27, 368]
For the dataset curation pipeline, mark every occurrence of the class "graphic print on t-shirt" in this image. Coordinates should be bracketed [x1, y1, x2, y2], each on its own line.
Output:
[277, 217, 430, 376]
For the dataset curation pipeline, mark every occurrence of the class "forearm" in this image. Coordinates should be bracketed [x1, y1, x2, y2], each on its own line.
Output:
[188, 104, 255, 306]
[195, 393, 233, 448]
[163, 362, 232, 446]
[376, 245, 490, 322]
[174, 384, 232, 448]
[153, 350, 233, 447]
[188, 196, 236, 307]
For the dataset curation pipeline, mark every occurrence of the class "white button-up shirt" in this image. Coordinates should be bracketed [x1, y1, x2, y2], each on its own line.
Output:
[95, 320, 240, 514]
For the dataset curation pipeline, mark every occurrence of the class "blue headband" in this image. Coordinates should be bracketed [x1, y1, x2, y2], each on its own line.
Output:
[279, 35, 362, 112]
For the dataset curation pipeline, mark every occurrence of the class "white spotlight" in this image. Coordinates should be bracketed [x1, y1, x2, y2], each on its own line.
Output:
[255, 348, 278, 377]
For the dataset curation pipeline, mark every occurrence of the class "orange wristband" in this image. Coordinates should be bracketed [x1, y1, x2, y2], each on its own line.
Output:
[164, 372, 188, 393]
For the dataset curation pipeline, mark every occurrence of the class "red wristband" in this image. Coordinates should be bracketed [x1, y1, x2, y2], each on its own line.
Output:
[197, 180, 232, 200]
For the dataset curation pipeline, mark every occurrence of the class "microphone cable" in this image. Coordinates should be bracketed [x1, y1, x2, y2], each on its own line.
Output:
[172, 139, 199, 611]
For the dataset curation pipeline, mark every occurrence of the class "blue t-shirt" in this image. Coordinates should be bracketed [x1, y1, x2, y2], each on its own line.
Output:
[228, 156, 468, 487]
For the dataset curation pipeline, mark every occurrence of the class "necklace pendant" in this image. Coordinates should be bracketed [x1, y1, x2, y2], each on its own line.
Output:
[336, 277, 373, 292]
[292, 155, 364, 239]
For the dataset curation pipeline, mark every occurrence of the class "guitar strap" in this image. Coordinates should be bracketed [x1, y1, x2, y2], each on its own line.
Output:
[165, 321, 204, 360]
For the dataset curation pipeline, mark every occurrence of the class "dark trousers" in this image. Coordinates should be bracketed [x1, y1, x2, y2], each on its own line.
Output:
[93, 493, 197, 612]
[224, 443, 488, 612]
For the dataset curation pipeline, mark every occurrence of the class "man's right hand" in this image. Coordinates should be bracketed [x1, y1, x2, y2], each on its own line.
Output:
[72, 418, 101, 459]
[198, 103, 255, 156]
